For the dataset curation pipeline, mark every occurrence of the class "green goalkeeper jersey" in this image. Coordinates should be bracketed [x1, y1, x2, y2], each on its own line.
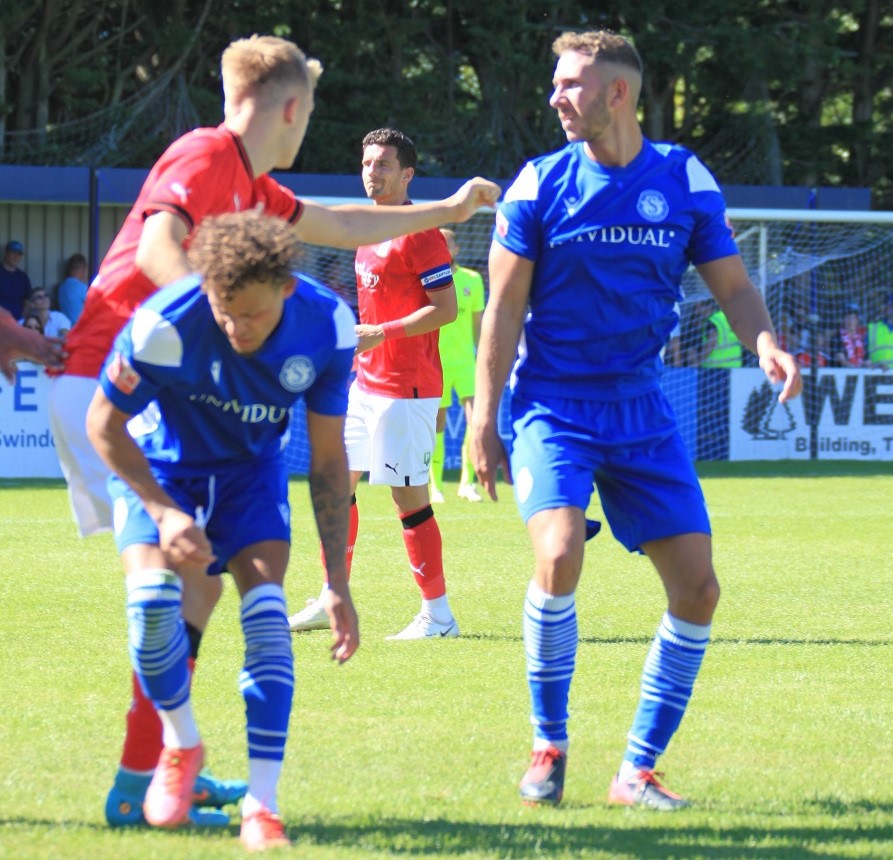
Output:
[438, 265, 485, 361]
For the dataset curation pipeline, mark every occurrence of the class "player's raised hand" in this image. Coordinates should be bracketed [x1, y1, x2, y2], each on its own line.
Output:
[323, 585, 359, 664]
[157, 506, 217, 571]
[448, 177, 502, 223]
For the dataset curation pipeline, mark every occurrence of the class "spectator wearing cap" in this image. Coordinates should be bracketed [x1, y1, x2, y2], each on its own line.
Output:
[868, 293, 893, 369]
[25, 287, 71, 338]
[831, 302, 867, 368]
[0, 240, 33, 319]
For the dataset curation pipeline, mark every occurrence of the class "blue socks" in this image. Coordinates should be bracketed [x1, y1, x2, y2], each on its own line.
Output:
[240, 583, 294, 764]
[624, 612, 711, 770]
[126, 570, 190, 711]
[523, 581, 577, 751]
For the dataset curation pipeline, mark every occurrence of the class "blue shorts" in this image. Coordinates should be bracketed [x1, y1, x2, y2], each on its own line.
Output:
[108, 457, 291, 575]
[509, 391, 710, 553]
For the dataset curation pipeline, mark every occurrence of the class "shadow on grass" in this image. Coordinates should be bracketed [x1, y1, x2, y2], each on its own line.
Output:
[2, 811, 891, 858]
[286, 814, 893, 859]
[464, 632, 893, 647]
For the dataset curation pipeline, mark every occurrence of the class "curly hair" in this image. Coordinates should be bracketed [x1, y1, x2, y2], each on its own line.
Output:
[552, 30, 642, 76]
[361, 128, 418, 170]
[188, 211, 301, 298]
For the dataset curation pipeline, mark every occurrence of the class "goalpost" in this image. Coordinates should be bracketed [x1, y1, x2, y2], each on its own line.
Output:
[283, 204, 893, 473]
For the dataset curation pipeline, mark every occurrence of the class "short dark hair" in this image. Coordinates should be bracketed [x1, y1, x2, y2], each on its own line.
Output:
[64, 253, 88, 278]
[187, 210, 301, 297]
[362, 128, 418, 170]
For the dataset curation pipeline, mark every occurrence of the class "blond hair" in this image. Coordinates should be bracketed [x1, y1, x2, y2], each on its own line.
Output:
[221, 35, 322, 105]
[552, 30, 642, 76]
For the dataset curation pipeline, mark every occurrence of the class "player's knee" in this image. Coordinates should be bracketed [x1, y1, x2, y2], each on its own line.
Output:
[534, 544, 582, 593]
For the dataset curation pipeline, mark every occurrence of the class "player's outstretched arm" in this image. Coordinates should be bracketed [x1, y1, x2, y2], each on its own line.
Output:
[470, 243, 533, 501]
[306, 410, 359, 663]
[294, 177, 502, 250]
[85, 387, 216, 569]
[0, 307, 65, 381]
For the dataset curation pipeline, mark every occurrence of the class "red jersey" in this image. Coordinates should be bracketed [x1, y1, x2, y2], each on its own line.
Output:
[354, 225, 453, 399]
[63, 125, 303, 378]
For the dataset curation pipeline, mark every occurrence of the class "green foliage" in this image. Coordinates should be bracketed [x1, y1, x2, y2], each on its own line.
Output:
[2, 0, 892, 202]
[0, 468, 891, 858]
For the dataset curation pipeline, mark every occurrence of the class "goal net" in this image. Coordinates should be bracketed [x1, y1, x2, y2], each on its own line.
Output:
[283, 204, 893, 473]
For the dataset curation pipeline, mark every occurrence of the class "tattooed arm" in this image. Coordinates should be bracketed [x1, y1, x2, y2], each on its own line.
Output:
[306, 410, 359, 663]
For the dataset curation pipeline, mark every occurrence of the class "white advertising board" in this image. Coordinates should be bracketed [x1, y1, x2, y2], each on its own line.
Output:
[730, 368, 893, 460]
[0, 364, 64, 478]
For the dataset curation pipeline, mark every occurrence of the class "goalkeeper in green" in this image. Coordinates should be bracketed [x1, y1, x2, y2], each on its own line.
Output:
[430, 228, 486, 502]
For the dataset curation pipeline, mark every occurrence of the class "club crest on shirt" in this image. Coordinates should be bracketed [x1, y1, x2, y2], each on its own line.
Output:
[636, 190, 669, 223]
[107, 352, 141, 395]
[279, 355, 316, 392]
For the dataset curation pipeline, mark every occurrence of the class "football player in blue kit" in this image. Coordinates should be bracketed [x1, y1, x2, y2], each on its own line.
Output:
[86, 210, 358, 851]
[470, 29, 801, 809]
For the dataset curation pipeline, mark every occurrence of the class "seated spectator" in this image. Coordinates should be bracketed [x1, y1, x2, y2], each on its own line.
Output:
[867, 293, 893, 369]
[0, 240, 32, 319]
[26, 287, 71, 338]
[831, 303, 867, 368]
[795, 330, 831, 368]
[679, 298, 715, 366]
[57, 253, 89, 324]
[23, 314, 44, 334]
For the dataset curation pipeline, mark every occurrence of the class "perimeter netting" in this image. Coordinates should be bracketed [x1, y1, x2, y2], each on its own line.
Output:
[283, 207, 893, 473]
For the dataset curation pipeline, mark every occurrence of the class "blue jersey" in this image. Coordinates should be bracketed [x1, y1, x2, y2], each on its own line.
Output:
[494, 139, 738, 400]
[99, 273, 357, 476]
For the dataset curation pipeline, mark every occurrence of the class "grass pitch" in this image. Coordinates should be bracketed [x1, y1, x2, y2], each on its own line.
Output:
[0, 464, 891, 859]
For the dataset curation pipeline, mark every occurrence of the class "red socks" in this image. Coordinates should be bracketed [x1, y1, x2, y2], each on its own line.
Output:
[400, 505, 446, 600]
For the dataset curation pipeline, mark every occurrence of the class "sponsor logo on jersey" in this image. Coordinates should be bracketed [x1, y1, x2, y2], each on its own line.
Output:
[188, 392, 290, 424]
[106, 352, 141, 395]
[279, 355, 316, 392]
[355, 261, 380, 291]
[564, 196, 581, 216]
[495, 210, 509, 238]
[636, 190, 670, 222]
[548, 226, 675, 250]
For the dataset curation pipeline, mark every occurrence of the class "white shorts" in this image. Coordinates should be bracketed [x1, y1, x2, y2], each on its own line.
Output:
[345, 383, 438, 486]
[48, 375, 112, 536]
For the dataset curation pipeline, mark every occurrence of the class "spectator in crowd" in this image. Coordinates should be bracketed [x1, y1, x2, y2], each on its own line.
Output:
[23, 314, 43, 333]
[0, 240, 32, 318]
[831, 303, 867, 368]
[701, 306, 743, 367]
[429, 227, 486, 504]
[867, 293, 893, 369]
[795, 330, 831, 368]
[27, 287, 71, 338]
[677, 298, 716, 366]
[0, 305, 64, 381]
[57, 253, 90, 324]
